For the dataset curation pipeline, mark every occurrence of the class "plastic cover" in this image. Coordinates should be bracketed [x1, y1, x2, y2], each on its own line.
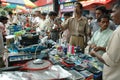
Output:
[0, 65, 72, 80]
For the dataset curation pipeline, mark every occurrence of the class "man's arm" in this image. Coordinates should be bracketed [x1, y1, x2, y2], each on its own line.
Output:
[89, 50, 109, 66]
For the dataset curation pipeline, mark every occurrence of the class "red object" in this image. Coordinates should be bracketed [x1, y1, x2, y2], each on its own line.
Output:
[13, 60, 52, 71]
[71, 46, 75, 54]
[25, 23, 30, 27]
[22, 60, 52, 71]
[34, 0, 53, 6]
[61, 59, 75, 67]
[67, 45, 75, 54]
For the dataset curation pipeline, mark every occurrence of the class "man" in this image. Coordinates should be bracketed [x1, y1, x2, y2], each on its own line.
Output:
[0, 16, 8, 67]
[32, 11, 42, 28]
[88, 14, 113, 67]
[89, 1, 120, 80]
[90, 6, 116, 35]
[61, 12, 72, 43]
[36, 12, 47, 32]
[61, 2, 90, 52]
[7, 11, 18, 25]
[44, 11, 58, 41]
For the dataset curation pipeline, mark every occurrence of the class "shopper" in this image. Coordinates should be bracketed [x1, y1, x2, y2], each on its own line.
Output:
[90, 6, 116, 35]
[61, 12, 72, 43]
[89, 1, 120, 80]
[88, 14, 113, 67]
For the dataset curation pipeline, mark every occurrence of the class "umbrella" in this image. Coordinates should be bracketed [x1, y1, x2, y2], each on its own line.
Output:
[2, 2, 25, 9]
[34, 0, 53, 7]
[1, 0, 37, 8]
[1, 2, 29, 13]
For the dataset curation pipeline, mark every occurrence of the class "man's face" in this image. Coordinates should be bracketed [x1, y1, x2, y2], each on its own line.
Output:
[3, 20, 8, 24]
[74, 4, 82, 14]
[35, 11, 41, 17]
[99, 18, 109, 30]
[95, 10, 103, 19]
[111, 6, 120, 25]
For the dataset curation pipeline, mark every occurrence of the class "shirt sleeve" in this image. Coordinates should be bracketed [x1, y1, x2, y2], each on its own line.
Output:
[88, 31, 97, 45]
[102, 52, 116, 67]
[102, 29, 120, 67]
[85, 19, 90, 35]
[61, 18, 70, 30]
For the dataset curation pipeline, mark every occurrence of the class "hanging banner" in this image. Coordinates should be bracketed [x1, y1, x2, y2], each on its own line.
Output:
[1, 0, 37, 8]
[34, 4, 53, 13]
[40, 4, 54, 13]
[80, 0, 112, 7]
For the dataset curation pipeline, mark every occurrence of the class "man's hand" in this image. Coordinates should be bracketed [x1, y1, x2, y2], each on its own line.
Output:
[94, 46, 106, 52]
[94, 46, 101, 51]
[89, 50, 96, 57]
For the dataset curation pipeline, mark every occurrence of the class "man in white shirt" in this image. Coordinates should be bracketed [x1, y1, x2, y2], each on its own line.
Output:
[0, 16, 8, 67]
[33, 11, 42, 27]
[89, 1, 120, 80]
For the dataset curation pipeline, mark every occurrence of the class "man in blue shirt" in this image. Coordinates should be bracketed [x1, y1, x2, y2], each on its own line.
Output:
[90, 6, 116, 35]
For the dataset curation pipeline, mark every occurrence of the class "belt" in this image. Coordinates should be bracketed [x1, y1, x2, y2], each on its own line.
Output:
[71, 34, 83, 37]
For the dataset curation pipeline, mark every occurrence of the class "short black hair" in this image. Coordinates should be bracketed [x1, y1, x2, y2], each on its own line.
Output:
[35, 11, 41, 14]
[48, 11, 57, 16]
[41, 12, 47, 16]
[96, 6, 107, 14]
[0, 16, 8, 22]
[113, 0, 120, 9]
[97, 14, 110, 22]
[8, 11, 13, 15]
[74, 2, 83, 9]
[88, 16, 93, 20]
[63, 12, 71, 17]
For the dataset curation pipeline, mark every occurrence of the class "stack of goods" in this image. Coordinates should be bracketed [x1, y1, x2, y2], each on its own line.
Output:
[8, 25, 22, 35]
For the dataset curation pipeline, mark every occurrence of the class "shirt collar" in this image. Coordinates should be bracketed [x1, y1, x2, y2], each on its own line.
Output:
[73, 16, 84, 21]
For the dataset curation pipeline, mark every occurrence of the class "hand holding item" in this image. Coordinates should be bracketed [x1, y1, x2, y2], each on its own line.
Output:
[90, 44, 96, 49]
[89, 49, 96, 57]
[93, 46, 101, 52]
[94, 46, 106, 52]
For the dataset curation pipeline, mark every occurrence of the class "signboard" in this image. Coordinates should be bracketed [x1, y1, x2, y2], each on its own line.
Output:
[40, 4, 54, 13]
[60, 2, 74, 12]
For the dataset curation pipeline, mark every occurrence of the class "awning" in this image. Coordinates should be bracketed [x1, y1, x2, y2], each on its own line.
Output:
[34, 0, 53, 7]
[2, 2, 26, 9]
[80, 0, 112, 7]
[1, 2, 28, 13]
[1, 0, 37, 8]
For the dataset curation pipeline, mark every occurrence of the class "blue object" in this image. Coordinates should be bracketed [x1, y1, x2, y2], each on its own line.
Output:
[15, 44, 47, 53]
[8, 25, 22, 35]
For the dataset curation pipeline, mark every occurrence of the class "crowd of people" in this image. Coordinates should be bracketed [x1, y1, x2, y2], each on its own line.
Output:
[0, 0, 120, 80]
